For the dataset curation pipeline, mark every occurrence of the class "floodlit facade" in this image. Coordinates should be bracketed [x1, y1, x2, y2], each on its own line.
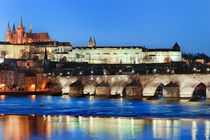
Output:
[68, 46, 144, 64]
[65, 41, 182, 64]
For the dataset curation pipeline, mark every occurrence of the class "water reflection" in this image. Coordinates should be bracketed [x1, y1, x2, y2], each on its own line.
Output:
[0, 115, 209, 140]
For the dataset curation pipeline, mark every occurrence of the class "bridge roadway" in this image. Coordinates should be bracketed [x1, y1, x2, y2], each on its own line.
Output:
[57, 74, 210, 99]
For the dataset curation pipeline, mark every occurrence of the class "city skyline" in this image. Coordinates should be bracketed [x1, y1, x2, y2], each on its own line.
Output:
[0, 0, 210, 55]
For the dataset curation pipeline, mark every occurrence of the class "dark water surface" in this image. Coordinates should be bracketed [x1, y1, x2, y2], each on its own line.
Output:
[0, 95, 209, 119]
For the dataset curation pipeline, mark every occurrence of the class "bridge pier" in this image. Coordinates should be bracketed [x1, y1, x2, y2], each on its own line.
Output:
[206, 87, 210, 101]
[162, 83, 179, 99]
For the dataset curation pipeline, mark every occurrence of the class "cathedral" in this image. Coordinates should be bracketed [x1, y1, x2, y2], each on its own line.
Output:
[6, 17, 51, 44]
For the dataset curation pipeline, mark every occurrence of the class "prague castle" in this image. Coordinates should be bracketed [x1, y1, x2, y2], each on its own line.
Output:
[0, 17, 182, 64]
[6, 17, 51, 44]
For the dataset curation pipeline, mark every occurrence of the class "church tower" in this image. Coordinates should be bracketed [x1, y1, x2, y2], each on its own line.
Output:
[172, 42, 180, 51]
[30, 24, 32, 34]
[88, 36, 93, 47]
[5, 22, 12, 42]
[92, 37, 96, 47]
[16, 16, 26, 44]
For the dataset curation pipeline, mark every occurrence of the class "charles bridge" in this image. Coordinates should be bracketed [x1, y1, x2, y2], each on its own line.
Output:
[57, 74, 210, 100]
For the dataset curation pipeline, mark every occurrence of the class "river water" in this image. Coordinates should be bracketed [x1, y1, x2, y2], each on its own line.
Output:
[0, 95, 209, 139]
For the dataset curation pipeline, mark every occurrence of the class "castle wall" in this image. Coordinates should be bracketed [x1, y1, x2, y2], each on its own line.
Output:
[68, 47, 143, 64]
[0, 45, 30, 59]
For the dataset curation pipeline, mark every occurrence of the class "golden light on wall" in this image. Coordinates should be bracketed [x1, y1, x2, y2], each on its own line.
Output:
[31, 84, 35, 90]
[0, 84, 5, 88]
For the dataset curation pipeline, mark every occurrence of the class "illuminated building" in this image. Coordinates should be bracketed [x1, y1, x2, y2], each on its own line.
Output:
[2, 18, 181, 64]
[66, 39, 182, 64]
[6, 17, 51, 44]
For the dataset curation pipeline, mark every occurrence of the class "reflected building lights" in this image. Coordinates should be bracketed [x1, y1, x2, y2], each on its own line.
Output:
[192, 121, 197, 140]
[0, 95, 5, 100]
[30, 95, 36, 100]
[0, 115, 209, 140]
[205, 121, 210, 140]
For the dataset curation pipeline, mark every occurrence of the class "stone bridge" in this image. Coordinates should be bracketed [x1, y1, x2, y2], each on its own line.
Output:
[57, 74, 210, 99]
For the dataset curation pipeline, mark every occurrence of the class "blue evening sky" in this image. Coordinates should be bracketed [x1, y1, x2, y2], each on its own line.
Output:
[0, 0, 210, 54]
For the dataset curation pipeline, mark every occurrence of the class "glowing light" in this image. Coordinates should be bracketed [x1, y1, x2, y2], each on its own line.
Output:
[0, 95, 5, 100]
[0, 84, 5, 87]
[207, 68, 210, 72]
[31, 84, 35, 90]
[132, 70, 135, 73]
[0, 113, 4, 116]
[30, 95, 36, 100]
[112, 77, 115, 82]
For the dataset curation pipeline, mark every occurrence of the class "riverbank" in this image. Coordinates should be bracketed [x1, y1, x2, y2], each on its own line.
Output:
[0, 91, 62, 96]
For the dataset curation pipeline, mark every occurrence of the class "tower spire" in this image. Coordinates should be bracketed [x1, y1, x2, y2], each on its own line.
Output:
[88, 36, 93, 47]
[6, 22, 11, 42]
[7, 22, 11, 30]
[19, 16, 23, 29]
[30, 24, 32, 33]
[89, 36, 92, 42]
[12, 23, 16, 34]
[93, 37, 96, 47]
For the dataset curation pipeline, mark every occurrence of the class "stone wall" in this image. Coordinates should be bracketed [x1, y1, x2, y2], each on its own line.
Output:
[96, 86, 110, 96]
[206, 87, 210, 100]
[69, 87, 83, 96]
[163, 87, 179, 98]
[126, 86, 142, 98]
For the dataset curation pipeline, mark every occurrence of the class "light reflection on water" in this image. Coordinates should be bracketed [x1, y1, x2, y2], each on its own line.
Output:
[0, 115, 209, 140]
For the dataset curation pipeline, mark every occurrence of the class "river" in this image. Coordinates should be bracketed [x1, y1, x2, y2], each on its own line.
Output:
[0, 95, 209, 139]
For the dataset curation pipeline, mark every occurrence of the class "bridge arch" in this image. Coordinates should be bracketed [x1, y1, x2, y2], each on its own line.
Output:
[142, 80, 171, 97]
[192, 83, 206, 98]
[110, 83, 126, 97]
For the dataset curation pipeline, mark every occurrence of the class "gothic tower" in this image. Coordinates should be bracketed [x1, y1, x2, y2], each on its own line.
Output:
[16, 16, 26, 44]
[30, 24, 32, 34]
[5, 22, 11, 42]
[92, 37, 96, 47]
[88, 36, 93, 47]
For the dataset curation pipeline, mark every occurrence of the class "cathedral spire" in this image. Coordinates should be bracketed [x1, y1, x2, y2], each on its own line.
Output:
[6, 22, 11, 42]
[19, 16, 23, 29]
[12, 23, 16, 34]
[30, 24, 32, 33]
[7, 22, 11, 31]
[89, 36, 92, 42]
[92, 37, 96, 47]
[88, 36, 93, 47]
